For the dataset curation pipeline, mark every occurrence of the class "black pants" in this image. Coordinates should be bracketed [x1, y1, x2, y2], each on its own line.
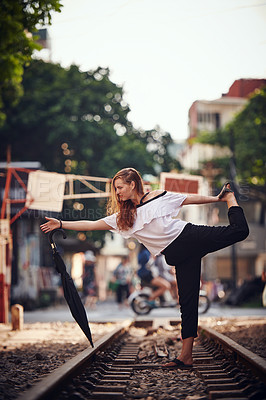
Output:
[116, 283, 130, 304]
[162, 206, 249, 339]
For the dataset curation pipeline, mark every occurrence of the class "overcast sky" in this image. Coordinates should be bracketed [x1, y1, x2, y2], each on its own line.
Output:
[44, 0, 266, 141]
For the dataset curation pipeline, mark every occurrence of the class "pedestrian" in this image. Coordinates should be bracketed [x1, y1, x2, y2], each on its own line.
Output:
[41, 167, 249, 369]
[113, 256, 132, 309]
[82, 250, 98, 309]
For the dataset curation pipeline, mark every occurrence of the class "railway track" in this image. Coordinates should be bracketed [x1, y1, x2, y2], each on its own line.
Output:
[18, 319, 266, 400]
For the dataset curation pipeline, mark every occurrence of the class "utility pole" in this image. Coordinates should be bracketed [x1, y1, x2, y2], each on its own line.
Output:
[229, 128, 238, 289]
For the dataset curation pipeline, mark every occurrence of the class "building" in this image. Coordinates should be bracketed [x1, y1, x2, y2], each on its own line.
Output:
[182, 79, 266, 172]
[188, 96, 246, 140]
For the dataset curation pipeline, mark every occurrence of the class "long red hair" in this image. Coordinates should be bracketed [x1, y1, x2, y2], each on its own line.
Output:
[106, 168, 144, 230]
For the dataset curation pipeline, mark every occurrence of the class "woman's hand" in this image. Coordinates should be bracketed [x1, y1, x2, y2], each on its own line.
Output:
[40, 217, 60, 233]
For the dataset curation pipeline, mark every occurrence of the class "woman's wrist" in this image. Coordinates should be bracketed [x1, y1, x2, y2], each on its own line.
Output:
[58, 219, 62, 229]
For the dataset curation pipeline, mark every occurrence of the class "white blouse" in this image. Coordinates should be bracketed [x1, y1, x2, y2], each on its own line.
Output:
[101, 191, 188, 256]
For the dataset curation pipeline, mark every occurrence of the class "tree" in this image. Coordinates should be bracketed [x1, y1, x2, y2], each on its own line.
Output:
[197, 87, 266, 198]
[0, 59, 179, 178]
[1, 61, 126, 173]
[0, 60, 180, 244]
[0, 0, 62, 125]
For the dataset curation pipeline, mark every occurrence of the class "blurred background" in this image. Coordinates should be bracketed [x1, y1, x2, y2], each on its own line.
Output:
[0, 0, 265, 320]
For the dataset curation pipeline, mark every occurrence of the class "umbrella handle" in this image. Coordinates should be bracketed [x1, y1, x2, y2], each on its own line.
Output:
[48, 228, 67, 252]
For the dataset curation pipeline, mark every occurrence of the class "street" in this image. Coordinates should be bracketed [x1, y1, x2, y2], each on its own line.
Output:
[23, 300, 266, 324]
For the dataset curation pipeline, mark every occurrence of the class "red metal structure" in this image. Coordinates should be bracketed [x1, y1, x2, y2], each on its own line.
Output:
[1, 167, 34, 224]
[0, 167, 110, 323]
[0, 167, 34, 323]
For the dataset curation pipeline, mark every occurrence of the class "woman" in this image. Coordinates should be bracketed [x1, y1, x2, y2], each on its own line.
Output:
[41, 167, 249, 369]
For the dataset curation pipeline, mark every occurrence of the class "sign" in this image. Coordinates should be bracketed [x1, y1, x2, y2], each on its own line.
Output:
[26, 171, 66, 212]
[160, 172, 203, 194]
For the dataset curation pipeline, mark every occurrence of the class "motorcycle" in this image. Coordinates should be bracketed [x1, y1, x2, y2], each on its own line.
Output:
[128, 282, 211, 315]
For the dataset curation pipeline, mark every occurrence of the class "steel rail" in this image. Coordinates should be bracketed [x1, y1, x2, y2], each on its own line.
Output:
[18, 319, 133, 400]
[198, 324, 266, 384]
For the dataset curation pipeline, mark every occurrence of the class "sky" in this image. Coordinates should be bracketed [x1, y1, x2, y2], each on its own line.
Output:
[43, 0, 266, 141]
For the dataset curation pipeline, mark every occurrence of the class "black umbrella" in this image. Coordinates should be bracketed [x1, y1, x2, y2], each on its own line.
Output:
[48, 228, 94, 347]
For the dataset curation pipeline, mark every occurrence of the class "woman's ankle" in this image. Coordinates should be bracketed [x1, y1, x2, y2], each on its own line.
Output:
[179, 355, 193, 365]
[226, 193, 239, 208]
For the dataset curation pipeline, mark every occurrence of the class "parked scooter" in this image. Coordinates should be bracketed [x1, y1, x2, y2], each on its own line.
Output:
[128, 282, 211, 315]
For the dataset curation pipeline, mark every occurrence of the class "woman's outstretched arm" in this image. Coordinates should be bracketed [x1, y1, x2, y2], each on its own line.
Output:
[40, 217, 111, 233]
[183, 194, 220, 205]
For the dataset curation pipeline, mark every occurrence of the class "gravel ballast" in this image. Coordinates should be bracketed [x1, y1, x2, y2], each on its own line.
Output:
[0, 317, 265, 399]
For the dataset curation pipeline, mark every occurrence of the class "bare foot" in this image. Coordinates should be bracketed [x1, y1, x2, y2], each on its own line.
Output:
[163, 361, 177, 367]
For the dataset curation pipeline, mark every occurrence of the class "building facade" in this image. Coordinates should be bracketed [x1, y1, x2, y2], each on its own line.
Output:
[182, 79, 266, 172]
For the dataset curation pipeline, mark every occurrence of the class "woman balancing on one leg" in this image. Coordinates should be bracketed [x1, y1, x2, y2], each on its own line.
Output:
[40, 168, 249, 369]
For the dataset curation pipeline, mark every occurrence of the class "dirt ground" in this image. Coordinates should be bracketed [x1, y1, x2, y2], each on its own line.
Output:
[199, 316, 266, 359]
[0, 321, 122, 400]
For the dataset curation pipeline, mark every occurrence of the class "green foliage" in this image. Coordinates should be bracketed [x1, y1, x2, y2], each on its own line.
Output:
[197, 88, 266, 188]
[229, 88, 266, 186]
[0, 0, 62, 124]
[1, 59, 179, 178]
[197, 129, 228, 147]
[136, 126, 182, 173]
